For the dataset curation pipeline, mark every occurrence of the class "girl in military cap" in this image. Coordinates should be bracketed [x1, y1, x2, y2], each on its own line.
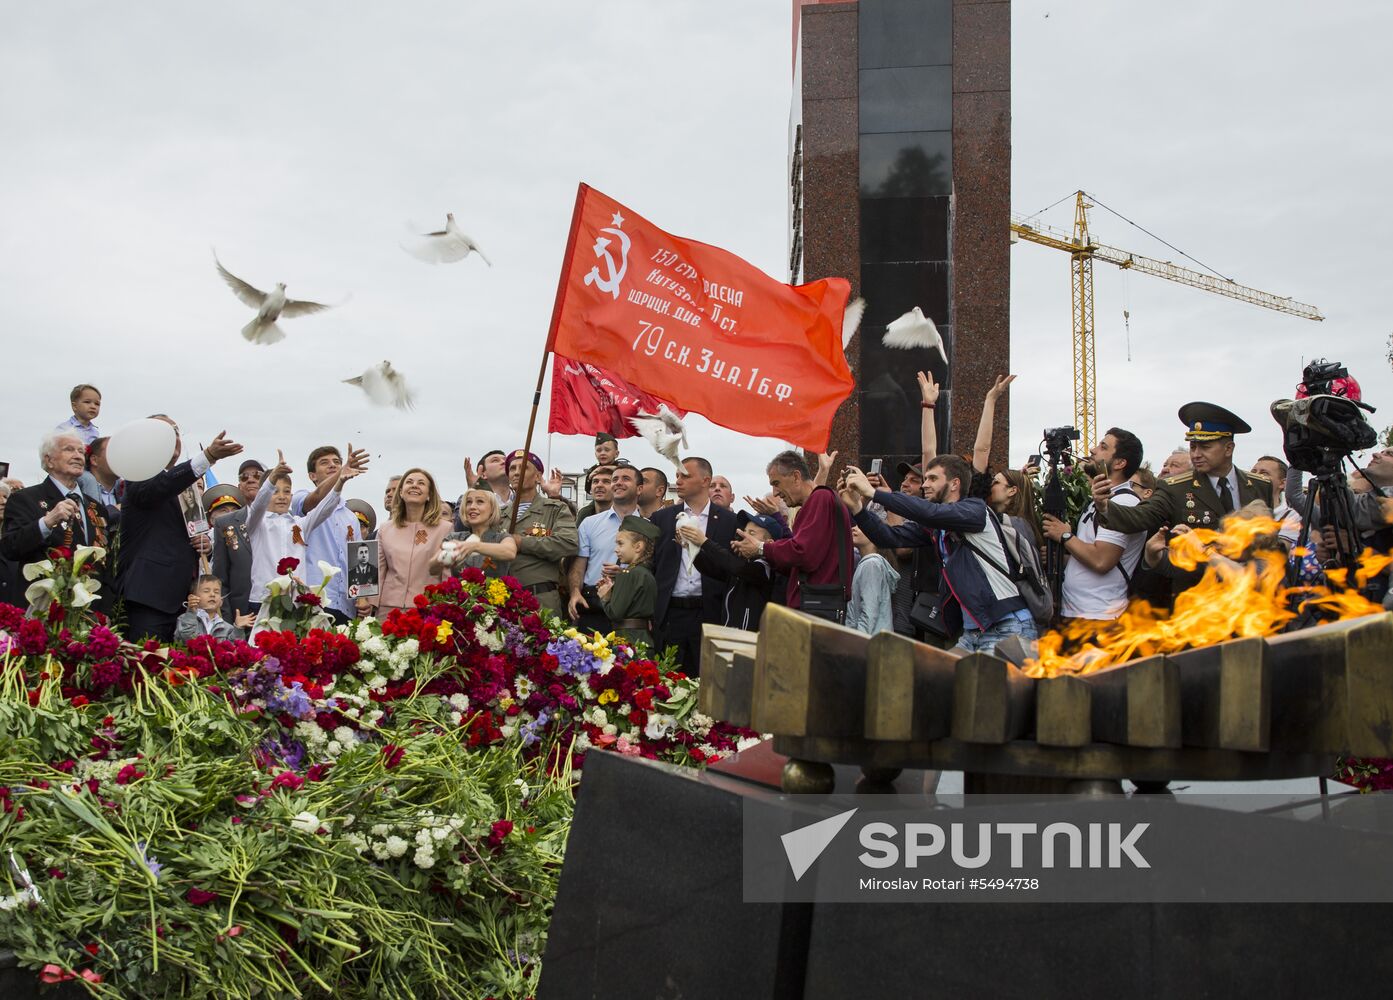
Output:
[596, 514, 659, 650]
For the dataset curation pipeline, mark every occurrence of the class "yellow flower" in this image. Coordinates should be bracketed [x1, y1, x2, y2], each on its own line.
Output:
[486, 578, 509, 606]
[436, 621, 454, 643]
[598, 689, 618, 705]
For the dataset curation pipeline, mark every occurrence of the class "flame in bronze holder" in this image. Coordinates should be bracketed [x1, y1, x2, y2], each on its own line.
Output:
[698, 605, 1393, 796]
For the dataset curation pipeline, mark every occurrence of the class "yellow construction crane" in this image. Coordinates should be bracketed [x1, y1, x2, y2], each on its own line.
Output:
[1010, 191, 1323, 446]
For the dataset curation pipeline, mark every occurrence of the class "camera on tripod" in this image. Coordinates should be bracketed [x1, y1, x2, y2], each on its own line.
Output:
[1042, 426, 1080, 463]
[1271, 394, 1378, 475]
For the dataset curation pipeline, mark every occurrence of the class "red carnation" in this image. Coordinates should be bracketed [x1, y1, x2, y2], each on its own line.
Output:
[185, 888, 218, 906]
[276, 557, 300, 575]
[115, 764, 145, 785]
[295, 593, 322, 607]
[381, 744, 405, 769]
[270, 771, 304, 792]
[306, 763, 332, 782]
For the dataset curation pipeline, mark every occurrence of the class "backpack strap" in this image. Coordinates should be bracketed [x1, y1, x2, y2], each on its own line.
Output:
[1102, 487, 1140, 587]
[962, 509, 1022, 583]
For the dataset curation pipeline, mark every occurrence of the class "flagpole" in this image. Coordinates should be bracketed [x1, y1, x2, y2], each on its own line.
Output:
[510, 182, 589, 535]
[508, 352, 552, 535]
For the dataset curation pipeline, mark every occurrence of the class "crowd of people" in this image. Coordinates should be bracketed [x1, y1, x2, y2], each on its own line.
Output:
[1, 370, 1388, 671]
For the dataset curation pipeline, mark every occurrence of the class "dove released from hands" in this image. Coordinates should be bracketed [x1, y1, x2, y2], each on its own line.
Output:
[629, 405, 688, 470]
[883, 306, 948, 364]
[403, 213, 492, 266]
[344, 361, 416, 410]
[841, 296, 866, 351]
[214, 254, 334, 346]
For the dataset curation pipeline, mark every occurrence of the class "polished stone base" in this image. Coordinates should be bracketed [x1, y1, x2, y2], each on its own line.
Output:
[540, 752, 1393, 999]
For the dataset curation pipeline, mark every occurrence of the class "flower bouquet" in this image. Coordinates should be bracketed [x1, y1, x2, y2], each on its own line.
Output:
[253, 558, 336, 637]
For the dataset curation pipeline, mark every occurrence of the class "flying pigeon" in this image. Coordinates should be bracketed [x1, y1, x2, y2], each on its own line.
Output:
[629, 405, 688, 470]
[402, 213, 492, 266]
[343, 361, 416, 410]
[883, 307, 948, 364]
[841, 296, 866, 351]
[214, 254, 334, 346]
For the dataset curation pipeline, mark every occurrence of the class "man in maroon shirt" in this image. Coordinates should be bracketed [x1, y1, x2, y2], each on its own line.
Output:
[733, 450, 853, 611]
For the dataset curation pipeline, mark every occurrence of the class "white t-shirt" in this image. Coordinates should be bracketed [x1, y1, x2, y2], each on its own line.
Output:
[1061, 483, 1145, 621]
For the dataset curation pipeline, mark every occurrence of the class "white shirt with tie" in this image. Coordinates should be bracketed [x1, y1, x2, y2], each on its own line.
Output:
[39, 476, 90, 544]
[1207, 468, 1242, 511]
[672, 501, 710, 598]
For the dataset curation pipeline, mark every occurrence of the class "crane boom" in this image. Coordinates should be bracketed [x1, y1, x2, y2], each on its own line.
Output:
[1009, 191, 1323, 444]
[1011, 215, 1324, 321]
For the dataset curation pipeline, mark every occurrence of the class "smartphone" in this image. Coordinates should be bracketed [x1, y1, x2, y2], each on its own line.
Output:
[0, 461, 8, 479]
[869, 458, 883, 476]
[1027, 454, 1041, 467]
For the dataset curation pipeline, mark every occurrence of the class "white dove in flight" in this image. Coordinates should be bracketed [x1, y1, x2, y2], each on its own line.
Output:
[343, 361, 416, 410]
[841, 296, 866, 351]
[883, 307, 948, 364]
[629, 405, 688, 470]
[402, 213, 492, 266]
[214, 254, 334, 346]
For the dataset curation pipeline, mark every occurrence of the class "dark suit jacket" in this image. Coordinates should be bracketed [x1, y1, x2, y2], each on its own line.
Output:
[116, 462, 201, 614]
[650, 501, 737, 626]
[0, 478, 115, 607]
[211, 507, 253, 618]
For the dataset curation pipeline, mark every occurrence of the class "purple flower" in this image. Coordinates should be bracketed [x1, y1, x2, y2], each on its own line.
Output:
[134, 841, 162, 880]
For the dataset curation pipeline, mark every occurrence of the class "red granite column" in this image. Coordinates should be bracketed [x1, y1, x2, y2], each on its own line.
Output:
[798, 3, 861, 469]
[950, 0, 1012, 460]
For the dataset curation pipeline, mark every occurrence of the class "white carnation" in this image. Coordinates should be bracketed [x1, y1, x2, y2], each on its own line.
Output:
[415, 828, 433, 847]
[431, 825, 451, 841]
[413, 845, 436, 869]
[370, 824, 390, 837]
[449, 693, 470, 712]
[333, 726, 356, 746]
[326, 741, 343, 756]
[290, 811, 320, 834]
[384, 835, 409, 858]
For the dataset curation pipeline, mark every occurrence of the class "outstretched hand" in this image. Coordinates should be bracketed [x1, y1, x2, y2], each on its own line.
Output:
[204, 431, 244, 463]
[985, 374, 1016, 402]
[842, 466, 875, 499]
[542, 468, 564, 499]
[917, 371, 940, 404]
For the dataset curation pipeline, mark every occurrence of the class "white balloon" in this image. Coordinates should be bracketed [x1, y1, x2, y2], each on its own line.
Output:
[106, 419, 177, 482]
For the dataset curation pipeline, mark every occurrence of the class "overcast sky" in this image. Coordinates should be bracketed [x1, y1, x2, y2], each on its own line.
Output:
[2, 1, 1389, 508]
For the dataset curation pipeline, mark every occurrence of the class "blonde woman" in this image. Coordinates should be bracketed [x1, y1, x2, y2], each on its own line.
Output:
[432, 487, 518, 580]
[367, 468, 454, 616]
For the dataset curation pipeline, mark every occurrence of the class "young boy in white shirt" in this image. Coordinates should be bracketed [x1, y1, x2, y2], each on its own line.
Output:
[245, 450, 362, 610]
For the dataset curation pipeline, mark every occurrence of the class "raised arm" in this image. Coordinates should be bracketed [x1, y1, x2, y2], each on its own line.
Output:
[300, 443, 369, 515]
[918, 372, 940, 466]
[973, 375, 1015, 474]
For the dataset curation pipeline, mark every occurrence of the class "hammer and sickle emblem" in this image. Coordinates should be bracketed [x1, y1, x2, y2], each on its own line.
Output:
[583, 216, 631, 300]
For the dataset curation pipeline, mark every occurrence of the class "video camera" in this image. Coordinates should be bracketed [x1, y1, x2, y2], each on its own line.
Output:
[1042, 426, 1080, 463]
[1271, 395, 1378, 475]
[1296, 358, 1361, 401]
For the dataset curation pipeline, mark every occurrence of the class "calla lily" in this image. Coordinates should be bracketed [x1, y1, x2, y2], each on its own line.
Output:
[267, 575, 294, 595]
[22, 560, 54, 582]
[24, 579, 56, 606]
[317, 561, 342, 582]
[69, 580, 100, 608]
[71, 546, 106, 574]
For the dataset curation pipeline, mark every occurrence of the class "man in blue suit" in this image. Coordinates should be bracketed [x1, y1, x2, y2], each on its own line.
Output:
[116, 416, 243, 642]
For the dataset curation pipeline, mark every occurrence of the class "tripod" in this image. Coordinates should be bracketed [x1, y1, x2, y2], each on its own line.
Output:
[1285, 450, 1369, 623]
[1041, 454, 1068, 610]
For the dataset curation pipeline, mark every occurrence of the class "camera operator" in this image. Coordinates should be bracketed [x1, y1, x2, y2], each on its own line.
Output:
[1042, 428, 1146, 624]
[839, 456, 1032, 655]
[1094, 402, 1273, 600]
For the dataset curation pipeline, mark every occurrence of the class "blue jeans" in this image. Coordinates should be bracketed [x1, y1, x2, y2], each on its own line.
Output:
[954, 608, 1037, 655]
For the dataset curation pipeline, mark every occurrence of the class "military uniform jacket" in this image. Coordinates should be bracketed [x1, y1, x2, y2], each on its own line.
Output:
[1100, 468, 1272, 593]
[600, 563, 657, 649]
[501, 494, 579, 587]
[211, 507, 253, 619]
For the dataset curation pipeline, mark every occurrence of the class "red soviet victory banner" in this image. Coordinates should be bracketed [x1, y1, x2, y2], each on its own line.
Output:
[546, 184, 854, 451]
[548, 354, 684, 438]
